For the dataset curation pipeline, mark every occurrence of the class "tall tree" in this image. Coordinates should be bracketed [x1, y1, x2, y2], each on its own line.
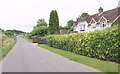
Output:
[36, 19, 47, 27]
[49, 10, 59, 34]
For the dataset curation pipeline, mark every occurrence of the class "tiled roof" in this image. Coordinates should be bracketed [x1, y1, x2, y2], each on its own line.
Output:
[77, 17, 88, 22]
[77, 7, 120, 24]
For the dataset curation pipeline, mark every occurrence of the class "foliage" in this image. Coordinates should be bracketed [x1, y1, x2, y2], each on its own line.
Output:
[5, 30, 25, 36]
[29, 18, 48, 43]
[59, 26, 66, 29]
[81, 13, 89, 17]
[31, 26, 48, 37]
[49, 10, 59, 34]
[66, 19, 74, 30]
[0, 32, 16, 59]
[36, 19, 48, 27]
[5, 30, 14, 36]
[1, 37, 16, 58]
[39, 44, 119, 72]
[112, 21, 120, 26]
[68, 26, 74, 33]
[44, 25, 119, 63]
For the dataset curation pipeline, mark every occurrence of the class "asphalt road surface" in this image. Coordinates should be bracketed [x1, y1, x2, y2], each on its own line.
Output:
[2, 37, 100, 72]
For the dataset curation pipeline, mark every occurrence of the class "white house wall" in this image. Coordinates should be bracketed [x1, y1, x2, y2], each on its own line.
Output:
[74, 21, 89, 32]
[74, 21, 112, 33]
[88, 23, 96, 31]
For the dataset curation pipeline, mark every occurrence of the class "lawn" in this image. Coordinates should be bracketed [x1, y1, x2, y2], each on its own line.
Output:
[38, 44, 119, 73]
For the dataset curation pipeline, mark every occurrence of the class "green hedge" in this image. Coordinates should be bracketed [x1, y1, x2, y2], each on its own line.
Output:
[44, 25, 119, 63]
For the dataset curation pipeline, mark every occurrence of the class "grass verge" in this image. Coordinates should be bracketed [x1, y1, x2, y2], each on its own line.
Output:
[0, 37, 16, 60]
[21, 35, 33, 43]
[38, 44, 119, 72]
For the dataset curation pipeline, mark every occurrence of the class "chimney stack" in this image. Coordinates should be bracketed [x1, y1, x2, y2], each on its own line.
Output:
[118, 1, 120, 7]
[98, 7, 103, 13]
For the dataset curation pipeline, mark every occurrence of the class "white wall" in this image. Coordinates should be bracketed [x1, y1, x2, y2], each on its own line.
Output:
[74, 21, 89, 32]
[73, 21, 112, 32]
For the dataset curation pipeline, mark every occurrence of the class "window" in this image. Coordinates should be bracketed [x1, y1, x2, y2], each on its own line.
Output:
[102, 22, 106, 27]
[80, 24, 85, 31]
[103, 24, 105, 27]
[83, 25, 85, 29]
[100, 22, 106, 28]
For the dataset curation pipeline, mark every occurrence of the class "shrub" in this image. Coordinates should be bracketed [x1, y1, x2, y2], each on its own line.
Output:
[44, 25, 119, 63]
[31, 26, 48, 37]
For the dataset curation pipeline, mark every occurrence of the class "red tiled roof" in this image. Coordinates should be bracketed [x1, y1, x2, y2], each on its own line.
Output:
[77, 17, 88, 22]
[77, 7, 120, 24]
[86, 14, 99, 23]
[102, 7, 119, 23]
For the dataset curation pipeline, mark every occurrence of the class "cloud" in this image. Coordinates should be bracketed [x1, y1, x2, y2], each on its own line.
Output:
[0, 0, 119, 32]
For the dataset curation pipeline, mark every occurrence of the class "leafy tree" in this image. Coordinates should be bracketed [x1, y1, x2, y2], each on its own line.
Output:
[66, 19, 74, 30]
[67, 26, 74, 33]
[81, 13, 89, 17]
[31, 26, 48, 37]
[49, 10, 59, 34]
[29, 18, 49, 41]
[5, 30, 14, 36]
[36, 19, 47, 27]
[4, 30, 25, 36]
[59, 26, 66, 30]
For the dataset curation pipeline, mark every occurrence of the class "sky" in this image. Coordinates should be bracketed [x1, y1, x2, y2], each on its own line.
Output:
[0, 0, 119, 32]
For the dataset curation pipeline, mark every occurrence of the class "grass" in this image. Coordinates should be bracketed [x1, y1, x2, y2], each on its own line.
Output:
[38, 44, 119, 72]
[20, 35, 33, 42]
[0, 36, 16, 60]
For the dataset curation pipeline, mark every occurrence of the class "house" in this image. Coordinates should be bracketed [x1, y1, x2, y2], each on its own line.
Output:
[73, 7, 120, 32]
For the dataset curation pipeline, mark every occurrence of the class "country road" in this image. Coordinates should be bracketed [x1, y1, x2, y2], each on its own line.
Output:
[1, 37, 100, 72]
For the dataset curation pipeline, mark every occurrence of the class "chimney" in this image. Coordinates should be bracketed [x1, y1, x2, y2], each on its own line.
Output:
[98, 7, 103, 13]
[118, 1, 120, 7]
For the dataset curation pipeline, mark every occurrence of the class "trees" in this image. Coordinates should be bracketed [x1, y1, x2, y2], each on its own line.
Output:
[30, 19, 48, 42]
[66, 19, 74, 30]
[31, 26, 48, 37]
[64, 19, 75, 33]
[31, 18, 48, 37]
[4, 30, 25, 36]
[81, 13, 89, 17]
[36, 19, 48, 27]
[49, 10, 59, 34]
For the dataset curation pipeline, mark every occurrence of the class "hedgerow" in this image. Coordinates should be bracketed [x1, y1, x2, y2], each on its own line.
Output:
[44, 25, 119, 63]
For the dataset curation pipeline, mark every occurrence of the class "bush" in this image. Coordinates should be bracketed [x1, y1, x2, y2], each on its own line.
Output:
[44, 25, 119, 63]
[32, 36, 46, 44]
[31, 26, 48, 37]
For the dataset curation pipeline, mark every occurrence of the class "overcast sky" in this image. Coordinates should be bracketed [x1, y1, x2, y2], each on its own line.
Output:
[0, 0, 119, 32]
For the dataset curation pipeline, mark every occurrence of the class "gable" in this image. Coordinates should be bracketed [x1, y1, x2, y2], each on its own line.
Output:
[89, 18, 96, 24]
[99, 16, 107, 22]
[76, 7, 120, 27]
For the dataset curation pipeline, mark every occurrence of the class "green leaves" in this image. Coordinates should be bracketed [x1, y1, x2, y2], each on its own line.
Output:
[36, 19, 48, 27]
[31, 26, 48, 37]
[49, 10, 59, 34]
[45, 25, 119, 63]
